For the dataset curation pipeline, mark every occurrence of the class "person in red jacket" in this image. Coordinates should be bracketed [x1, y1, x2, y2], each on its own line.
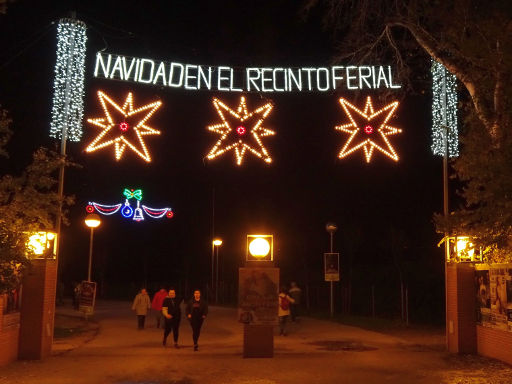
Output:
[151, 288, 168, 329]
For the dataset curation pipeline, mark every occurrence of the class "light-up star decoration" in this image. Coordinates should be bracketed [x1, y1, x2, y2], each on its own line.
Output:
[335, 96, 402, 163]
[206, 96, 275, 165]
[85, 91, 162, 162]
[86, 188, 174, 222]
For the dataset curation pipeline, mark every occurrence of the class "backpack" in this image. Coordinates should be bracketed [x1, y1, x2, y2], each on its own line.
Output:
[280, 295, 290, 311]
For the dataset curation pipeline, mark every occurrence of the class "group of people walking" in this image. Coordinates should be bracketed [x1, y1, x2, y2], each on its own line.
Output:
[278, 282, 302, 336]
[132, 281, 302, 348]
[131, 288, 208, 351]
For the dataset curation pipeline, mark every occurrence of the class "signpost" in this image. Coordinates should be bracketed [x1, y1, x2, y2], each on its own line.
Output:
[324, 252, 340, 282]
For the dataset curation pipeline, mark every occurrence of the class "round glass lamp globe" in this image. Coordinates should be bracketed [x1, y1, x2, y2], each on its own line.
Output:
[213, 239, 223, 246]
[85, 213, 101, 228]
[249, 238, 270, 258]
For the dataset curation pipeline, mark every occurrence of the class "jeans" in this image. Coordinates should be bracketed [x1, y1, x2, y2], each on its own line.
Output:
[137, 315, 146, 329]
[279, 315, 288, 335]
[290, 304, 300, 321]
[163, 317, 181, 343]
[190, 318, 204, 345]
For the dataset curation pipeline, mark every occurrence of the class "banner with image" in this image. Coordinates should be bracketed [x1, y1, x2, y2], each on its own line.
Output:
[238, 268, 279, 325]
[475, 264, 512, 332]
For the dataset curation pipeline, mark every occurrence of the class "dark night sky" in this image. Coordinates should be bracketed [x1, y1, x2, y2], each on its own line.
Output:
[0, 0, 448, 317]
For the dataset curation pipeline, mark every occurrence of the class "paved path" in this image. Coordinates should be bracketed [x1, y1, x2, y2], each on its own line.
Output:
[1, 301, 511, 384]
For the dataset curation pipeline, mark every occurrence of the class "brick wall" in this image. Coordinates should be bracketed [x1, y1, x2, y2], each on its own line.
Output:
[446, 263, 477, 354]
[0, 295, 20, 366]
[18, 259, 57, 360]
[477, 322, 512, 365]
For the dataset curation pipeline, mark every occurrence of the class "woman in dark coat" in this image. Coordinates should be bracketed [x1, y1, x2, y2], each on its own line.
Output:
[185, 289, 208, 351]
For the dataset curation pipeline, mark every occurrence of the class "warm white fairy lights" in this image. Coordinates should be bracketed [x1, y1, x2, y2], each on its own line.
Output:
[431, 60, 458, 157]
[85, 90, 162, 162]
[49, 18, 87, 142]
[206, 96, 275, 165]
[335, 96, 402, 163]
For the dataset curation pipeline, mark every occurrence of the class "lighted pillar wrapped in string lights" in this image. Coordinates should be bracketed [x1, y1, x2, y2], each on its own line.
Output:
[432, 60, 459, 352]
[50, 17, 87, 262]
[431, 60, 458, 158]
[50, 18, 87, 142]
[431, 60, 459, 259]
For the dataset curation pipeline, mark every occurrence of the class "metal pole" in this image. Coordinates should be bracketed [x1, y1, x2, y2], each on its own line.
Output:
[405, 285, 409, 326]
[215, 246, 219, 304]
[330, 232, 334, 318]
[211, 242, 214, 302]
[87, 227, 94, 282]
[442, 69, 450, 349]
[371, 285, 375, 318]
[55, 15, 77, 265]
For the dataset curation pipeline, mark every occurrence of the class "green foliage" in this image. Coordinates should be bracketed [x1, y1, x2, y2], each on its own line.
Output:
[435, 110, 512, 263]
[0, 108, 73, 293]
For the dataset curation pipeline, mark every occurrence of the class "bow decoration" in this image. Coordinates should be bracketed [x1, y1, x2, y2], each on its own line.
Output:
[123, 188, 143, 201]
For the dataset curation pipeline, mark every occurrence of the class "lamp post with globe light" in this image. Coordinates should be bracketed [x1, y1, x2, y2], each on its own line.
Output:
[213, 239, 222, 303]
[84, 213, 101, 282]
[325, 222, 338, 318]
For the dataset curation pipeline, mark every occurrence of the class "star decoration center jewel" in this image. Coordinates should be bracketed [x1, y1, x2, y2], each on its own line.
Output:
[206, 96, 275, 165]
[335, 96, 402, 163]
[85, 90, 162, 162]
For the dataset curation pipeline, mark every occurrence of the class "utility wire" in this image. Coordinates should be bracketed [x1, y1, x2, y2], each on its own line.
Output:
[0, 23, 55, 70]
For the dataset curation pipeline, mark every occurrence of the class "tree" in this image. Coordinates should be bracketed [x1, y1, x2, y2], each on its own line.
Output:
[306, 0, 512, 261]
[0, 108, 72, 293]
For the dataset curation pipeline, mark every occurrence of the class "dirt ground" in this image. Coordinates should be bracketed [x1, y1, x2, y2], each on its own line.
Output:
[1, 300, 511, 384]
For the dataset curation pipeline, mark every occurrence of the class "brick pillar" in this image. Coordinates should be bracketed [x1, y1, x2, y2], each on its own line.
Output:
[18, 259, 57, 360]
[446, 263, 477, 353]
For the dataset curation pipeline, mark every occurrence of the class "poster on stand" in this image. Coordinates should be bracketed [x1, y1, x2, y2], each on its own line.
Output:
[324, 253, 340, 282]
[79, 281, 97, 316]
[238, 268, 279, 325]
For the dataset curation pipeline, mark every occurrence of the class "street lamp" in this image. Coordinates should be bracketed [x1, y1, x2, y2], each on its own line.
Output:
[325, 222, 338, 318]
[26, 231, 57, 259]
[212, 239, 222, 303]
[84, 213, 101, 282]
[246, 235, 273, 262]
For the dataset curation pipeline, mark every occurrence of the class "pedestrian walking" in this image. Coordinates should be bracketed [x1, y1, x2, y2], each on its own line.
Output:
[152, 287, 168, 328]
[186, 289, 208, 351]
[73, 282, 81, 310]
[278, 286, 295, 336]
[162, 288, 183, 348]
[288, 281, 302, 322]
[131, 288, 151, 329]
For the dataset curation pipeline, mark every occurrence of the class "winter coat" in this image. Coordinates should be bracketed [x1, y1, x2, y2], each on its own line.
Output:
[162, 296, 183, 319]
[278, 293, 295, 317]
[132, 292, 151, 315]
[289, 286, 302, 304]
[186, 298, 208, 320]
[151, 289, 168, 311]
